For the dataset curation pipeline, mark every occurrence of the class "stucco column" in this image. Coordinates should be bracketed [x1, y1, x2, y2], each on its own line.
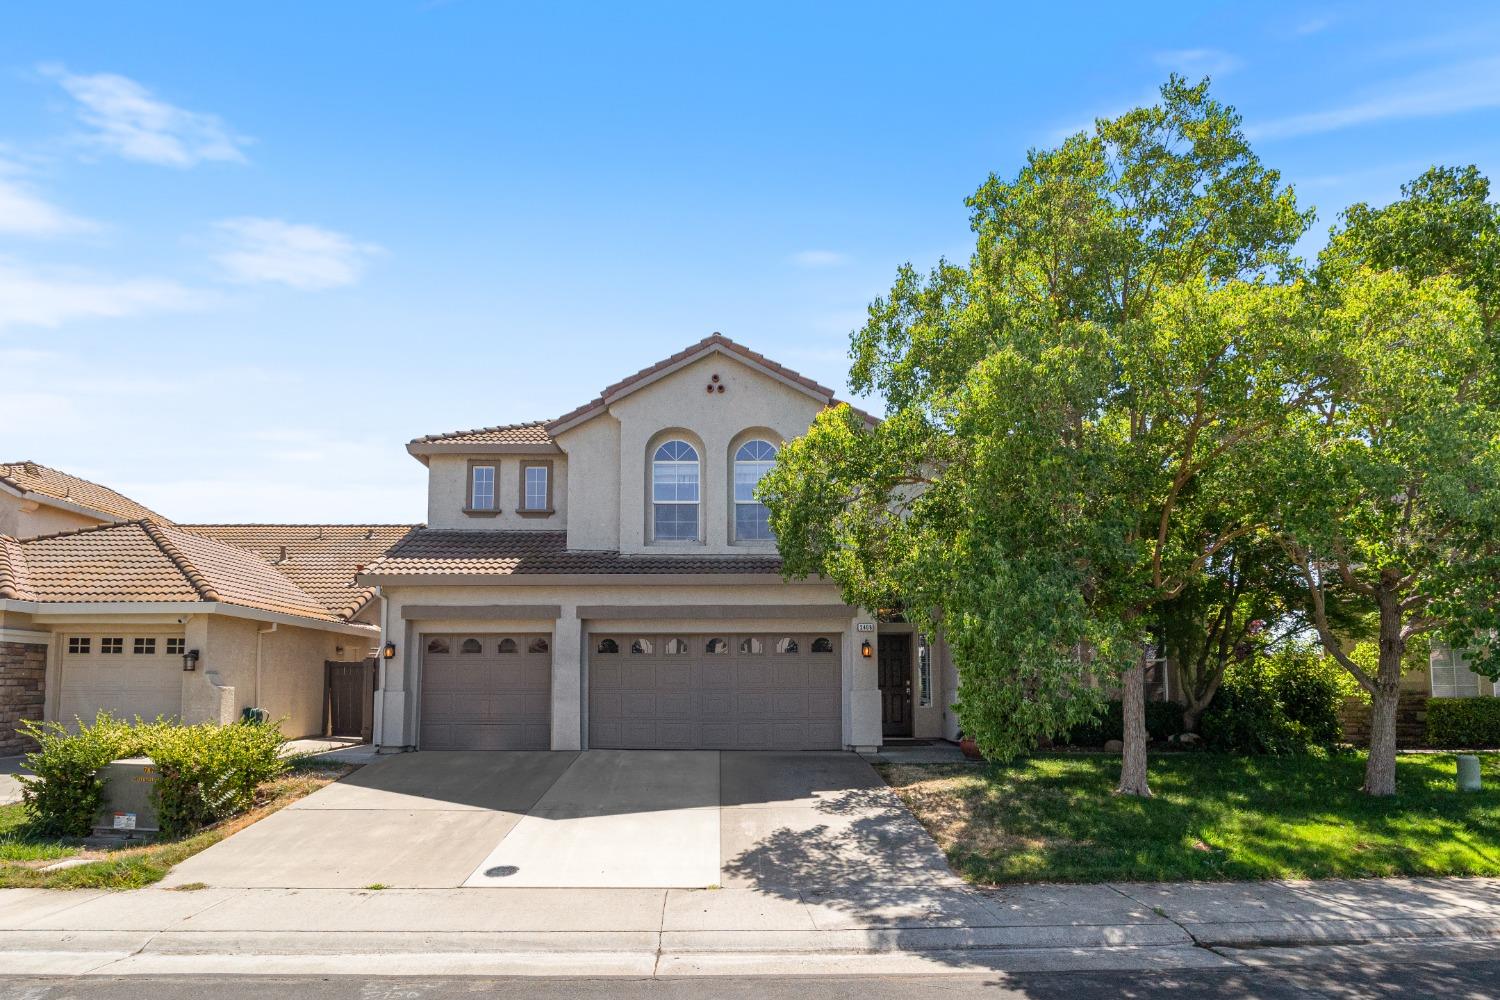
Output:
[551, 607, 583, 750]
[848, 612, 882, 751]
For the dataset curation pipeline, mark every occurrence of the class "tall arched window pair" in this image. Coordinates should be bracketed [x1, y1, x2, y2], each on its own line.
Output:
[651, 439, 777, 542]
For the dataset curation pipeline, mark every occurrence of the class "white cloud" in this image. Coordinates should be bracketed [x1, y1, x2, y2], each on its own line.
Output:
[0, 163, 94, 236]
[41, 64, 250, 168]
[1249, 56, 1500, 139]
[1152, 49, 1244, 79]
[1293, 14, 1336, 36]
[212, 217, 382, 290]
[0, 259, 204, 330]
[789, 250, 848, 269]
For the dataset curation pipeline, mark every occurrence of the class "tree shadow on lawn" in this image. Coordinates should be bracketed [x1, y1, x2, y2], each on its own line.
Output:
[884, 753, 1500, 884]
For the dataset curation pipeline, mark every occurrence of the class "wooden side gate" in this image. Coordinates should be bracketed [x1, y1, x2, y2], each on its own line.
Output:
[325, 658, 376, 740]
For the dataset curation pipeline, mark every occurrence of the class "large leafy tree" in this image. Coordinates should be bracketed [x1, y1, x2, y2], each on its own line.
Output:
[760, 78, 1311, 793]
[1268, 174, 1500, 796]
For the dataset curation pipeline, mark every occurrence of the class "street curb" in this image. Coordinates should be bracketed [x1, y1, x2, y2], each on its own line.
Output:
[1188, 915, 1500, 949]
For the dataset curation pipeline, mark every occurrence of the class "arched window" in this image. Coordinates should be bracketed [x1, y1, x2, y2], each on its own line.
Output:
[630, 638, 654, 655]
[460, 638, 483, 655]
[664, 638, 688, 655]
[652, 439, 700, 541]
[528, 637, 550, 654]
[497, 638, 518, 654]
[775, 637, 799, 654]
[596, 638, 619, 654]
[733, 440, 778, 541]
[426, 638, 450, 655]
[811, 637, 834, 654]
[739, 637, 764, 655]
[705, 637, 728, 654]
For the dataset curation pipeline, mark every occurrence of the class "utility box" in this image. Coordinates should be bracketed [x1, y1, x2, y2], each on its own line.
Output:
[93, 756, 160, 838]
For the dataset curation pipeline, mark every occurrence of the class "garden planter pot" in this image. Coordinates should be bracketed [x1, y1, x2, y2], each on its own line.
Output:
[959, 737, 984, 760]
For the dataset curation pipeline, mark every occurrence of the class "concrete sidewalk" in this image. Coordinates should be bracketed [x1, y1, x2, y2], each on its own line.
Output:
[2, 877, 1498, 976]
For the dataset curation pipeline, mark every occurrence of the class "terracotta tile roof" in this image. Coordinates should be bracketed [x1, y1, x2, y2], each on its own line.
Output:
[0, 461, 172, 526]
[182, 524, 418, 619]
[0, 521, 346, 623]
[409, 422, 555, 447]
[362, 529, 784, 578]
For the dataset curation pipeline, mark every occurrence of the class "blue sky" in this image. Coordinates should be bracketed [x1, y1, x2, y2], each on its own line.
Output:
[2, 2, 1498, 524]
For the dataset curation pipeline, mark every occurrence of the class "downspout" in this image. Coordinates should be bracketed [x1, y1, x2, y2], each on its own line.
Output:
[372, 586, 387, 748]
[255, 622, 278, 710]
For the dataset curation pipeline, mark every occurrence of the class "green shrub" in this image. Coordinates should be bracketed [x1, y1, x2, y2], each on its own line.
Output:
[1201, 647, 1345, 755]
[18, 716, 289, 839]
[1427, 698, 1500, 748]
[1060, 700, 1186, 746]
[148, 720, 289, 838]
[18, 714, 146, 837]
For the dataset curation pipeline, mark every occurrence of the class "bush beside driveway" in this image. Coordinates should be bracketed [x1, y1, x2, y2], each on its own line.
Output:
[880, 752, 1500, 884]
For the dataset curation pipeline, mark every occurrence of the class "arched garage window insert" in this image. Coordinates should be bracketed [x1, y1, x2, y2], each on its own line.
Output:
[733, 440, 777, 541]
[652, 440, 700, 541]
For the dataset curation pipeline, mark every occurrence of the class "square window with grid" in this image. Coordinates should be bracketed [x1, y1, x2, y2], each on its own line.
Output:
[101, 638, 124, 654]
[133, 638, 157, 655]
[68, 637, 91, 654]
[166, 638, 185, 655]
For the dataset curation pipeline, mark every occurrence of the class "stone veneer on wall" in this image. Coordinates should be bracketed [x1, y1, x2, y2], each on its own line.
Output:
[0, 642, 47, 755]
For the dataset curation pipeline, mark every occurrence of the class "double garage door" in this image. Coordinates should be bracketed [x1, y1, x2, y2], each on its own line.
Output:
[588, 632, 842, 750]
[419, 631, 843, 750]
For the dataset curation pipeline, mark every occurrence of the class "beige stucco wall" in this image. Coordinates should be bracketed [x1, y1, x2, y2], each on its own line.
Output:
[376, 578, 893, 752]
[0, 494, 106, 539]
[552, 352, 827, 556]
[426, 454, 568, 531]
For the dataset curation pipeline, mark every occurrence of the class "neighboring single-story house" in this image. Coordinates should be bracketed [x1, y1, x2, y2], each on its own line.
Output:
[359, 334, 960, 753]
[0, 466, 413, 754]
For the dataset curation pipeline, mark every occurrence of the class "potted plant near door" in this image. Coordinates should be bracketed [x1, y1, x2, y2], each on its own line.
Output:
[957, 731, 984, 760]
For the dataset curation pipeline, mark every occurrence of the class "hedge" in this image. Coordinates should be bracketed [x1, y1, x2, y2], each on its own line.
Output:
[18, 715, 290, 839]
[1060, 700, 1186, 746]
[1426, 697, 1500, 749]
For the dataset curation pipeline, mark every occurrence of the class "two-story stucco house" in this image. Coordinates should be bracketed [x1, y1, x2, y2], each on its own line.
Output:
[360, 334, 960, 753]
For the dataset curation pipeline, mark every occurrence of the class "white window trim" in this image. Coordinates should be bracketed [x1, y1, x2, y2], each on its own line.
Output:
[523, 464, 549, 511]
[652, 440, 701, 542]
[470, 464, 496, 511]
[732, 439, 777, 542]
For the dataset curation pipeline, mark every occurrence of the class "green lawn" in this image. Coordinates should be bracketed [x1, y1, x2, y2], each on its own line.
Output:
[879, 752, 1500, 884]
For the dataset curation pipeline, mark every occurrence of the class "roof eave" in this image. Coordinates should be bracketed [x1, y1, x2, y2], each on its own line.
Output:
[0, 598, 380, 635]
[356, 571, 817, 587]
[406, 441, 564, 461]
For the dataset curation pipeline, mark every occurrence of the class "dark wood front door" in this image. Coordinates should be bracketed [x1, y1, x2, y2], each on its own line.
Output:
[326, 659, 375, 740]
[878, 633, 913, 737]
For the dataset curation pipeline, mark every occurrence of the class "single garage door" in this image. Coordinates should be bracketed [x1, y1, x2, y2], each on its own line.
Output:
[59, 634, 185, 725]
[420, 633, 551, 749]
[588, 632, 842, 750]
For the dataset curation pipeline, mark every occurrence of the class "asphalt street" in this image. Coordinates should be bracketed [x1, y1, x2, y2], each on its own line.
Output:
[4, 949, 1500, 1000]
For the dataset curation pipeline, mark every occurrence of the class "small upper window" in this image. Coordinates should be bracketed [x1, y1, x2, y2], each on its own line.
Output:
[664, 638, 688, 655]
[68, 637, 90, 654]
[522, 463, 550, 511]
[596, 638, 619, 654]
[630, 638, 654, 655]
[705, 637, 729, 654]
[427, 638, 451, 655]
[810, 637, 834, 654]
[498, 638, 519, 654]
[471, 465, 496, 510]
[738, 637, 764, 655]
[775, 637, 799, 654]
[101, 638, 124, 655]
[652, 440, 700, 541]
[734, 440, 778, 541]
[166, 638, 186, 656]
[460, 638, 483, 654]
[527, 637, 550, 654]
[133, 638, 157, 655]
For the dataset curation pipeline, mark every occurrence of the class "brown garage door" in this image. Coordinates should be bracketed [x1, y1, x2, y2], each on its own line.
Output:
[420, 633, 551, 750]
[588, 632, 841, 750]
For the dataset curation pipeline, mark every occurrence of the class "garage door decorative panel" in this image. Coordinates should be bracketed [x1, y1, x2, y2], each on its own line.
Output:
[60, 634, 185, 725]
[588, 633, 841, 750]
[420, 633, 551, 750]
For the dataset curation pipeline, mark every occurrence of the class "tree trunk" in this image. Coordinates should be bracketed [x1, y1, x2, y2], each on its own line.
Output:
[1363, 594, 1405, 797]
[1116, 654, 1152, 797]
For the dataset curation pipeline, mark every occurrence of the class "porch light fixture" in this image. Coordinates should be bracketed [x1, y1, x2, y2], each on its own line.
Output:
[383, 642, 397, 660]
[182, 649, 199, 671]
[860, 640, 873, 659]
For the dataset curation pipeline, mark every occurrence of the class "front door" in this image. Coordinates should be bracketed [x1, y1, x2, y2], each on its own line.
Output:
[878, 633, 913, 737]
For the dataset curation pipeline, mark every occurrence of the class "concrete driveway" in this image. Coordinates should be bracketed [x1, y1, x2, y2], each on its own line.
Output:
[160, 750, 957, 891]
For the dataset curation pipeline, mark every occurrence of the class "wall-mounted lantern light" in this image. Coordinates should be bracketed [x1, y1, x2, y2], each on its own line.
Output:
[860, 640, 873, 659]
[383, 642, 397, 660]
[182, 649, 200, 672]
